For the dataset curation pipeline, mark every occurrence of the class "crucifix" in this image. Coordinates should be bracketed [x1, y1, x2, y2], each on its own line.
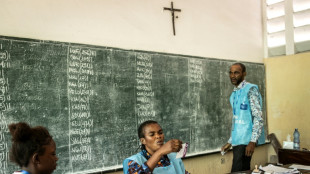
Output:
[163, 2, 181, 36]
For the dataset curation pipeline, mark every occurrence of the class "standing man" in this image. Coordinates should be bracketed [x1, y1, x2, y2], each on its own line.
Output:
[221, 63, 265, 172]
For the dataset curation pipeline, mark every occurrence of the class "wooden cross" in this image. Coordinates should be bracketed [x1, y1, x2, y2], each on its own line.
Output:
[163, 2, 181, 36]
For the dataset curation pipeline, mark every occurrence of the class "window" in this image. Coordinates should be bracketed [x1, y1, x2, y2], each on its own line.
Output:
[293, 10, 310, 27]
[268, 31, 286, 47]
[264, 0, 310, 57]
[267, 16, 285, 33]
[293, 0, 310, 12]
[294, 25, 310, 42]
[266, 1, 285, 49]
[267, 2, 285, 19]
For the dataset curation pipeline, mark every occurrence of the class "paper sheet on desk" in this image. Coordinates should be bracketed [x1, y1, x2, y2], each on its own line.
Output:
[176, 143, 188, 158]
[259, 164, 299, 174]
[289, 164, 310, 170]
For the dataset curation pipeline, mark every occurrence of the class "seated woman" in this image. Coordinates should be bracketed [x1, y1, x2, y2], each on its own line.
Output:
[8, 122, 58, 174]
[123, 120, 190, 174]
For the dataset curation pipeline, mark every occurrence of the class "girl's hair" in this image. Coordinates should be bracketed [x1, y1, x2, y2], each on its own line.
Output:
[138, 120, 159, 150]
[8, 122, 53, 167]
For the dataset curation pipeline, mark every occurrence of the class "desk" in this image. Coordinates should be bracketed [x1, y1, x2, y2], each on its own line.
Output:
[228, 164, 310, 174]
[278, 148, 310, 165]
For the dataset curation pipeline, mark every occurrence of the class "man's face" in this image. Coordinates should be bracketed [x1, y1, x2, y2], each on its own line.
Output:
[229, 64, 246, 87]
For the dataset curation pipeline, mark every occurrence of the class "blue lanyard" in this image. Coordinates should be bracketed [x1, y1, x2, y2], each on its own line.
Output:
[21, 170, 31, 174]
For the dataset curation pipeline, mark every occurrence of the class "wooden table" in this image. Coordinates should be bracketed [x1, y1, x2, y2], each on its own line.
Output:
[278, 148, 310, 165]
[228, 164, 310, 174]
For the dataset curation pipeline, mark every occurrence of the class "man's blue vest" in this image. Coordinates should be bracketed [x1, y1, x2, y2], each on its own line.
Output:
[229, 83, 265, 146]
[123, 152, 185, 174]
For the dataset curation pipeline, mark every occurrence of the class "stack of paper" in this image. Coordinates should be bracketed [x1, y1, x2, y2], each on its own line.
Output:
[289, 164, 310, 170]
[259, 164, 299, 174]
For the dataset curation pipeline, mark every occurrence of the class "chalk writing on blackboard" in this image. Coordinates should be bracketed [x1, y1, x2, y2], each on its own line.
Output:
[0, 47, 10, 174]
[136, 53, 156, 124]
[0, 36, 266, 174]
[68, 47, 96, 167]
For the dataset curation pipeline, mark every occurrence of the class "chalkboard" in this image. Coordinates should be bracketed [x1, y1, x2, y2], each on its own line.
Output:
[0, 36, 267, 174]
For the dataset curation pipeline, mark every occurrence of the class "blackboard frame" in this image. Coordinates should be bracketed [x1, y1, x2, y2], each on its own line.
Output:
[0, 35, 267, 174]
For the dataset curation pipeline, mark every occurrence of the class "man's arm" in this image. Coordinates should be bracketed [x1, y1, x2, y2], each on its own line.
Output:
[249, 86, 263, 142]
[246, 86, 263, 156]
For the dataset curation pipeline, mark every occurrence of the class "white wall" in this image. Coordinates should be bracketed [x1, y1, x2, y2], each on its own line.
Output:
[0, 1, 266, 173]
[0, 0, 264, 62]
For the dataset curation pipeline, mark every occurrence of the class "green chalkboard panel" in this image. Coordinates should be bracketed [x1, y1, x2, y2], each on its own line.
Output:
[0, 36, 266, 174]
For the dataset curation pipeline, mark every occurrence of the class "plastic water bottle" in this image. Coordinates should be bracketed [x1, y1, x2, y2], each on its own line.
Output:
[293, 128, 300, 150]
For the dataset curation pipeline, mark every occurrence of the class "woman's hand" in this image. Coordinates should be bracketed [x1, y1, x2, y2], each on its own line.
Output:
[146, 139, 183, 171]
[159, 139, 183, 155]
